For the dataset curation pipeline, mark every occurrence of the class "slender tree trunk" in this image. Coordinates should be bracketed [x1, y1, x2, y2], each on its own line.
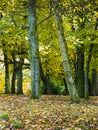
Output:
[85, 17, 97, 98]
[40, 62, 47, 87]
[17, 65, 23, 94]
[53, 0, 80, 103]
[11, 53, 16, 94]
[74, 53, 78, 89]
[11, 69, 16, 94]
[92, 69, 98, 96]
[4, 53, 10, 93]
[92, 69, 96, 96]
[76, 46, 84, 98]
[40, 62, 52, 94]
[28, 0, 40, 99]
[46, 74, 52, 94]
[84, 44, 93, 99]
[63, 78, 68, 95]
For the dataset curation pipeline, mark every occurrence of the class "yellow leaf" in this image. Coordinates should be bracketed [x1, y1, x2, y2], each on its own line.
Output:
[25, 119, 32, 124]
[75, 118, 82, 123]
[93, 117, 97, 122]
[41, 120, 46, 123]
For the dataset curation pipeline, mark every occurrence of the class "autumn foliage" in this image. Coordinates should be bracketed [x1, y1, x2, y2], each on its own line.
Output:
[0, 94, 98, 130]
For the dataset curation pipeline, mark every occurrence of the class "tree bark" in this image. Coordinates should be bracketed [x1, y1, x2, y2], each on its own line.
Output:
[11, 69, 16, 94]
[90, 18, 98, 96]
[40, 61, 52, 94]
[53, 0, 80, 103]
[28, 0, 40, 99]
[4, 53, 10, 93]
[76, 46, 84, 98]
[84, 44, 93, 99]
[46, 74, 52, 94]
[17, 67, 23, 94]
[63, 78, 68, 95]
[16, 60, 24, 94]
[92, 69, 98, 96]
[11, 53, 16, 94]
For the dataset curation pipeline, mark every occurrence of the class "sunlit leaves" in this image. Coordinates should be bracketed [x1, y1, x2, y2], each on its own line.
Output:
[0, 0, 97, 96]
[0, 0, 29, 61]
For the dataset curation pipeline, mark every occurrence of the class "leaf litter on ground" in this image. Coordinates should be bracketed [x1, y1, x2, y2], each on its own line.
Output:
[0, 94, 98, 130]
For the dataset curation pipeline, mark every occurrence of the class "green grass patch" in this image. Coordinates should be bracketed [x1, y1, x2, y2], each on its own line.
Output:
[12, 119, 23, 129]
[0, 113, 9, 119]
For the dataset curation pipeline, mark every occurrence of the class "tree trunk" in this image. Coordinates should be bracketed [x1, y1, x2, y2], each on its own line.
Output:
[11, 68, 16, 94]
[84, 44, 93, 99]
[63, 78, 68, 95]
[46, 74, 52, 94]
[11, 53, 16, 94]
[4, 53, 10, 93]
[95, 72, 98, 95]
[17, 64, 23, 94]
[92, 69, 98, 96]
[76, 46, 84, 98]
[40, 62, 52, 94]
[53, 0, 80, 103]
[28, 0, 40, 99]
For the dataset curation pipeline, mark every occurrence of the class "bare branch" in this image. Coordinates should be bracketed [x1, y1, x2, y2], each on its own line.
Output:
[21, 13, 54, 30]
[36, 13, 54, 26]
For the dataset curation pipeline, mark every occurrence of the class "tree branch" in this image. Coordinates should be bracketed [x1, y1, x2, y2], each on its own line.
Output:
[36, 13, 54, 26]
[21, 13, 54, 30]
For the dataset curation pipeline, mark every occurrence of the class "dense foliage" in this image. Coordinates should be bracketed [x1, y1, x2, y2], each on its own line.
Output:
[0, 0, 98, 101]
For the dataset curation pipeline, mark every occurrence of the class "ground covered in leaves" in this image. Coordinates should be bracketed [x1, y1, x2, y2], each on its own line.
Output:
[0, 94, 98, 130]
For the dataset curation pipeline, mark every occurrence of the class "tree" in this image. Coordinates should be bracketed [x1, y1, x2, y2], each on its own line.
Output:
[92, 69, 98, 96]
[4, 50, 10, 94]
[11, 53, 24, 94]
[76, 45, 84, 98]
[53, 0, 80, 103]
[66, 0, 97, 99]
[11, 53, 16, 94]
[28, 0, 40, 99]
[40, 60, 53, 94]
[0, 0, 29, 95]
[84, 44, 93, 99]
[16, 58, 24, 94]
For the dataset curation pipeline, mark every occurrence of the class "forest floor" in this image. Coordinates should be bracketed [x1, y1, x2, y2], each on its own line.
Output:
[0, 94, 98, 130]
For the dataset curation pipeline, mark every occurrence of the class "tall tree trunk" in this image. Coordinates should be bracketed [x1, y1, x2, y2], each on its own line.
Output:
[4, 53, 10, 93]
[11, 68, 16, 94]
[53, 0, 80, 103]
[76, 46, 84, 98]
[90, 18, 98, 96]
[28, 0, 40, 99]
[63, 78, 68, 95]
[46, 74, 52, 94]
[84, 44, 93, 99]
[40, 62, 52, 94]
[92, 69, 98, 96]
[17, 64, 23, 94]
[11, 53, 16, 94]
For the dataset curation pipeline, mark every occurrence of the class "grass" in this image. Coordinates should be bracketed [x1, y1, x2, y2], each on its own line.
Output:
[0, 113, 9, 120]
